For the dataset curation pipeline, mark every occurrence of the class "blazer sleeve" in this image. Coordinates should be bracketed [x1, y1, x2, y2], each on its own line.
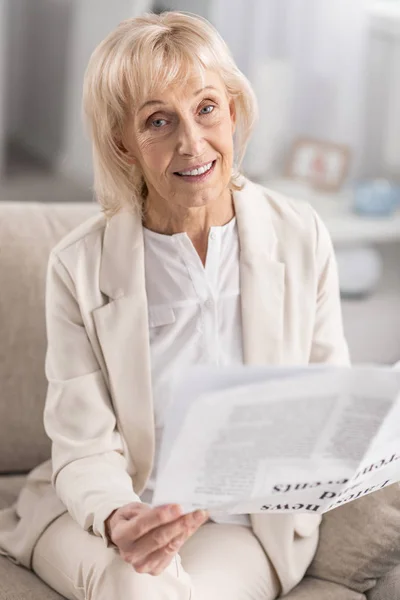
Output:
[43, 252, 140, 543]
[309, 212, 351, 366]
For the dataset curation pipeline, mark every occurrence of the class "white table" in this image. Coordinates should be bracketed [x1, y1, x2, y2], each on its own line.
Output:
[263, 179, 400, 246]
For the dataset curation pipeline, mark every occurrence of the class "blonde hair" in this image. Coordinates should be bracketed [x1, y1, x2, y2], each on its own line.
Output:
[83, 11, 258, 218]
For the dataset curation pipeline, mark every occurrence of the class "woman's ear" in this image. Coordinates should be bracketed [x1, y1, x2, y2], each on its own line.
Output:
[116, 139, 137, 165]
[125, 153, 137, 165]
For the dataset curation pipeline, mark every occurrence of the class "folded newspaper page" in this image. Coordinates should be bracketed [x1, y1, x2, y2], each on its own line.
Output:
[152, 366, 400, 515]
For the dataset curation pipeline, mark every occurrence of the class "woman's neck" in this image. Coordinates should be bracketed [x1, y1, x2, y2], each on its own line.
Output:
[142, 188, 234, 265]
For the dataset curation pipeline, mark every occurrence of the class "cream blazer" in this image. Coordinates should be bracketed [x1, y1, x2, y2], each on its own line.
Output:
[0, 178, 349, 596]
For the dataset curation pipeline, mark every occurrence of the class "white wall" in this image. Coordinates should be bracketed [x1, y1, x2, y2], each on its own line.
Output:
[362, 4, 400, 178]
[59, 0, 151, 183]
[208, 0, 253, 73]
[210, 0, 371, 179]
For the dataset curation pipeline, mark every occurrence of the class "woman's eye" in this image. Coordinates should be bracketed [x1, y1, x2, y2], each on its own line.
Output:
[151, 118, 167, 128]
[200, 105, 214, 115]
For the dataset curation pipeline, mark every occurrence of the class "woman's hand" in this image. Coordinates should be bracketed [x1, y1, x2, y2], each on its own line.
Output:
[105, 502, 209, 576]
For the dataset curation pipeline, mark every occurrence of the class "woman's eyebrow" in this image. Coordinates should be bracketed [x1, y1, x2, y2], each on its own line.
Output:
[194, 85, 218, 95]
[138, 99, 165, 112]
[138, 86, 218, 112]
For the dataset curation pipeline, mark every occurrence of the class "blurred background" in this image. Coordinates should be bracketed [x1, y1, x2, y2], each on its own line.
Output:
[0, 0, 399, 364]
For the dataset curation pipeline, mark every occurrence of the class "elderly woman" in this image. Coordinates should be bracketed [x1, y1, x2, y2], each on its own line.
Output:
[0, 11, 349, 600]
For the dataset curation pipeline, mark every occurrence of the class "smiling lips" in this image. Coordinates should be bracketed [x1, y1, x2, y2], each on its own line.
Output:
[174, 160, 215, 178]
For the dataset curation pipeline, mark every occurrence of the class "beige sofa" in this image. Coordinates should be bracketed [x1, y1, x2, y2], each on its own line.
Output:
[0, 201, 399, 600]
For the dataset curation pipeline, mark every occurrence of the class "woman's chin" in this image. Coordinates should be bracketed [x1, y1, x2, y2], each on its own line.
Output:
[169, 181, 230, 209]
[174, 192, 219, 209]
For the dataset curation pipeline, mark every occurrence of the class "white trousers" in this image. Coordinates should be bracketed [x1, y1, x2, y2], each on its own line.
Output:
[32, 513, 281, 600]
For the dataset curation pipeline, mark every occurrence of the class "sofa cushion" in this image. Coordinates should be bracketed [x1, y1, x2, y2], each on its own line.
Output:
[0, 475, 26, 509]
[368, 563, 400, 600]
[306, 483, 400, 595]
[282, 576, 365, 599]
[0, 202, 98, 473]
[0, 556, 65, 600]
[0, 475, 65, 599]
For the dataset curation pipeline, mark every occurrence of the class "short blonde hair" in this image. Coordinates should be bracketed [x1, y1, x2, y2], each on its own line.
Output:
[83, 11, 258, 218]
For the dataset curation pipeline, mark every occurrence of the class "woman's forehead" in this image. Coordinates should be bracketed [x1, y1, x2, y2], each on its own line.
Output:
[138, 71, 225, 106]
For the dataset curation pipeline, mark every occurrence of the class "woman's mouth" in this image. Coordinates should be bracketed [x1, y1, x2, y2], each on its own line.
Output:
[173, 160, 216, 182]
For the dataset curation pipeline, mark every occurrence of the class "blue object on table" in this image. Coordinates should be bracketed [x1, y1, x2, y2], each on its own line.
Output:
[353, 179, 400, 217]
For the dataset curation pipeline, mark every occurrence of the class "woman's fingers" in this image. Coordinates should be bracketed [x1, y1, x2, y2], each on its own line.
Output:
[122, 502, 180, 523]
[113, 503, 181, 550]
[123, 504, 182, 542]
[129, 511, 208, 573]
[133, 533, 186, 575]
[128, 509, 208, 564]
[134, 548, 176, 575]
[113, 502, 209, 576]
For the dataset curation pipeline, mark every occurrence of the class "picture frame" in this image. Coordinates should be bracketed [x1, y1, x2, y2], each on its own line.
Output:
[285, 138, 351, 192]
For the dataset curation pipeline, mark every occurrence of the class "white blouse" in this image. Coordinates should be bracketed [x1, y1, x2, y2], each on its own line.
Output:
[142, 217, 250, 526]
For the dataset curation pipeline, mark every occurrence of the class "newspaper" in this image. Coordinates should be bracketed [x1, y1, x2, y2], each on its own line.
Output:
[152, 365, 400, 515]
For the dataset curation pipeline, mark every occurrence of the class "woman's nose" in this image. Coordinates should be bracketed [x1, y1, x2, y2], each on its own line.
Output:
[176, 120, 204, 157]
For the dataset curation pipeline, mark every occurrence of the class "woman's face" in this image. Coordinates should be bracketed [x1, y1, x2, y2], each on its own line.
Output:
[123, 70, 236, 210]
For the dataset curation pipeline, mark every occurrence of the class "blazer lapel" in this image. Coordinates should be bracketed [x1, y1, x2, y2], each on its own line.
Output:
[234, 180, 285, 365]
[92, 210, 154, 494]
